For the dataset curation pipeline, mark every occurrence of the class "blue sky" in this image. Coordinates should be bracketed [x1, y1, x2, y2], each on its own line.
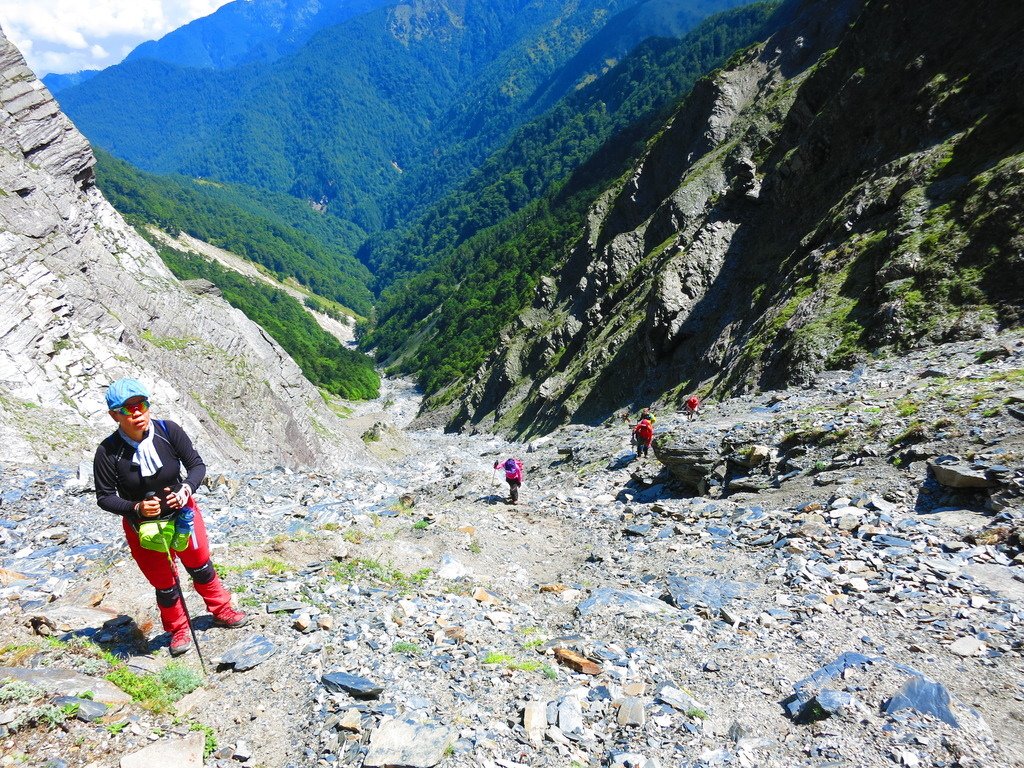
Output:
[0, 0, 230, 77]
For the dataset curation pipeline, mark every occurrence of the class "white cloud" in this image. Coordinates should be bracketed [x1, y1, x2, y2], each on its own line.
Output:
[0, 0, 230, 76]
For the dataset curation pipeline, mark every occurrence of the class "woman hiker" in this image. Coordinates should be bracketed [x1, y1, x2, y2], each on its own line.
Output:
[494, 457, 524, 504]
[93, 378, 247, 656]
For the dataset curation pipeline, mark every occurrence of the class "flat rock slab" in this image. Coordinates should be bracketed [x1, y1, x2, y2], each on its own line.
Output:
[322, 671, 384, 699]
[928, 461, 997, 489]
[120, 732, 205, 768]
[218, 634, 277, 671]
[663, 576, 752, 611]
[0, 666, 131, 705]
[364, 717, 453, 767]
[577, 588, 678, 617]
[31, 604, 120, 632]
[266, 600, 309, 613]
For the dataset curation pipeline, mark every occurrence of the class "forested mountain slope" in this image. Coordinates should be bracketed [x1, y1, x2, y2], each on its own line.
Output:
[361, 3, 780, 391]
[53, 0, 742, 232]
[439, 0, 1024, 436]
[94, 150, 373, 316]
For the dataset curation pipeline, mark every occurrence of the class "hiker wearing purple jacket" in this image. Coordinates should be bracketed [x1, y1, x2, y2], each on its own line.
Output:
[494, 458, 524, 504]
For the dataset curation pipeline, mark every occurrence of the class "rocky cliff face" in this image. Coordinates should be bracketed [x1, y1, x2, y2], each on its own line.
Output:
[0, 26, 364, 471]
[450, 0, 1024, 437]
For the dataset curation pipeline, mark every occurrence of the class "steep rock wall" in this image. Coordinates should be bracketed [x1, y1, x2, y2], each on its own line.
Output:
[450, 0, 1024, 437]
[0, 26, 365, 470]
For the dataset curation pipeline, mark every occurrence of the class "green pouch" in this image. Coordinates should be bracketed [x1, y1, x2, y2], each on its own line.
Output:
[137, 519, 176, 552]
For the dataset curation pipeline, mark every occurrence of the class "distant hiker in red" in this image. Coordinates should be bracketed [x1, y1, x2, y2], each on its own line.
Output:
[93, 378, 247, 657]
[494, 458, 524, 504]
[685, 395, 700, 421]
[633, 418, 654, 458]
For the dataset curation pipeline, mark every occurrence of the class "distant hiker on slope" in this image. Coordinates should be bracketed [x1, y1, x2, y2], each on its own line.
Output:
[494, 457, 524, 504]
[93, 378, 247, 657]
[684, 395, 701, 422]
[633, 417, 654, 458]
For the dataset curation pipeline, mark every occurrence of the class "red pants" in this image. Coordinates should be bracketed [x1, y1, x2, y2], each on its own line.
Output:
[122, 505, 232, 632]
[122, 505, 211, 590]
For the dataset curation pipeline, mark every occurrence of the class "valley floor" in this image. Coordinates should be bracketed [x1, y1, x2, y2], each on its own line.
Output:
[2, 333, 1023, 768]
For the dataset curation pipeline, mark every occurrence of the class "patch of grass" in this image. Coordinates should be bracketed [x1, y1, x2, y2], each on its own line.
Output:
[890, 421, 928, 446]
[468, 540, 482, 554]
[391, 641, 423, 656]
[342, 528, 365, 544]
[481, 651, 514, 665]
[508, 659, 542, 672]
[105, 661, 202, 713]
[412, 520, 430, 531]
[541, 664, 558, 680]
[686, 707, 709, 720]
[329, 559, 431, 591]
[895, 398, 920, 417]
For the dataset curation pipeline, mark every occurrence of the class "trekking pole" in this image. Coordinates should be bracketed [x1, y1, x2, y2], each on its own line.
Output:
[147, 492, 207, 674]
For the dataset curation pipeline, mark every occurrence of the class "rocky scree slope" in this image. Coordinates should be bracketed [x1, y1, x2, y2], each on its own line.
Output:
[448, 0, 1024, 438]
[0, 26, 365, 471]
[1, 334, 1023, 767]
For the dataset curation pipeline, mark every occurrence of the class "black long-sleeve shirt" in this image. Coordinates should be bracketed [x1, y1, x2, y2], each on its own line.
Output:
[93, 419, 206, 526]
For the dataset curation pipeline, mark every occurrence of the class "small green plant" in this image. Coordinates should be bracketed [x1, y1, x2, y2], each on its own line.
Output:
[391, 641, 423, 656]
[0, 680, 41, 705]
[343, 528, 365, 543]
[508, 659, 542, 672]
[482, 651, 514, 665]
[190, 722, 218, 759]
[686, 707, 709, 720]
[468, 539, 482, 554]
[105, 720, 128, 735]
[541, 664, 558, 680]
[412, 520, 430, 531]
[105, 661, 202, 712]
[329, 559, 431, 591]
[895, 398, 919, 417]
[522, 638, 544, 650]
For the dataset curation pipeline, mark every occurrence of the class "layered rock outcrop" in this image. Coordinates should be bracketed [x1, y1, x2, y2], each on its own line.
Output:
[0, 26, 363, 470]
[449, 0, 1024, 437]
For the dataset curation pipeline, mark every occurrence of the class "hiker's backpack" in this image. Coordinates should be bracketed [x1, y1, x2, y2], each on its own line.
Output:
[686, 396, 700, 412]
[504, 458, 523, 482]
[635, 419, 653, 442]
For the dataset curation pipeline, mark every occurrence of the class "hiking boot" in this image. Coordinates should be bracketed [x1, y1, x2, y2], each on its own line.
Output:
[169, 627, 192, 656]
[212, 607, 248, 628]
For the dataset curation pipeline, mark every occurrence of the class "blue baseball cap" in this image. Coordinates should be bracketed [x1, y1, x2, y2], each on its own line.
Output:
[105, 378, 150, 410]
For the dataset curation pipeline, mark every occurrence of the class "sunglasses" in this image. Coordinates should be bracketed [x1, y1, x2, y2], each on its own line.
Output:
[115, 399, 150, 416]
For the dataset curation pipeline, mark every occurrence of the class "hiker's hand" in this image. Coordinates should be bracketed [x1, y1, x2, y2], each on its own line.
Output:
[163, 485, 190, 510]
[137, 497, 161, 517]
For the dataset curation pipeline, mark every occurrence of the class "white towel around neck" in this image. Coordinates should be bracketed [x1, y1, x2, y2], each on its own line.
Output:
[121, 427, 164, 477]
